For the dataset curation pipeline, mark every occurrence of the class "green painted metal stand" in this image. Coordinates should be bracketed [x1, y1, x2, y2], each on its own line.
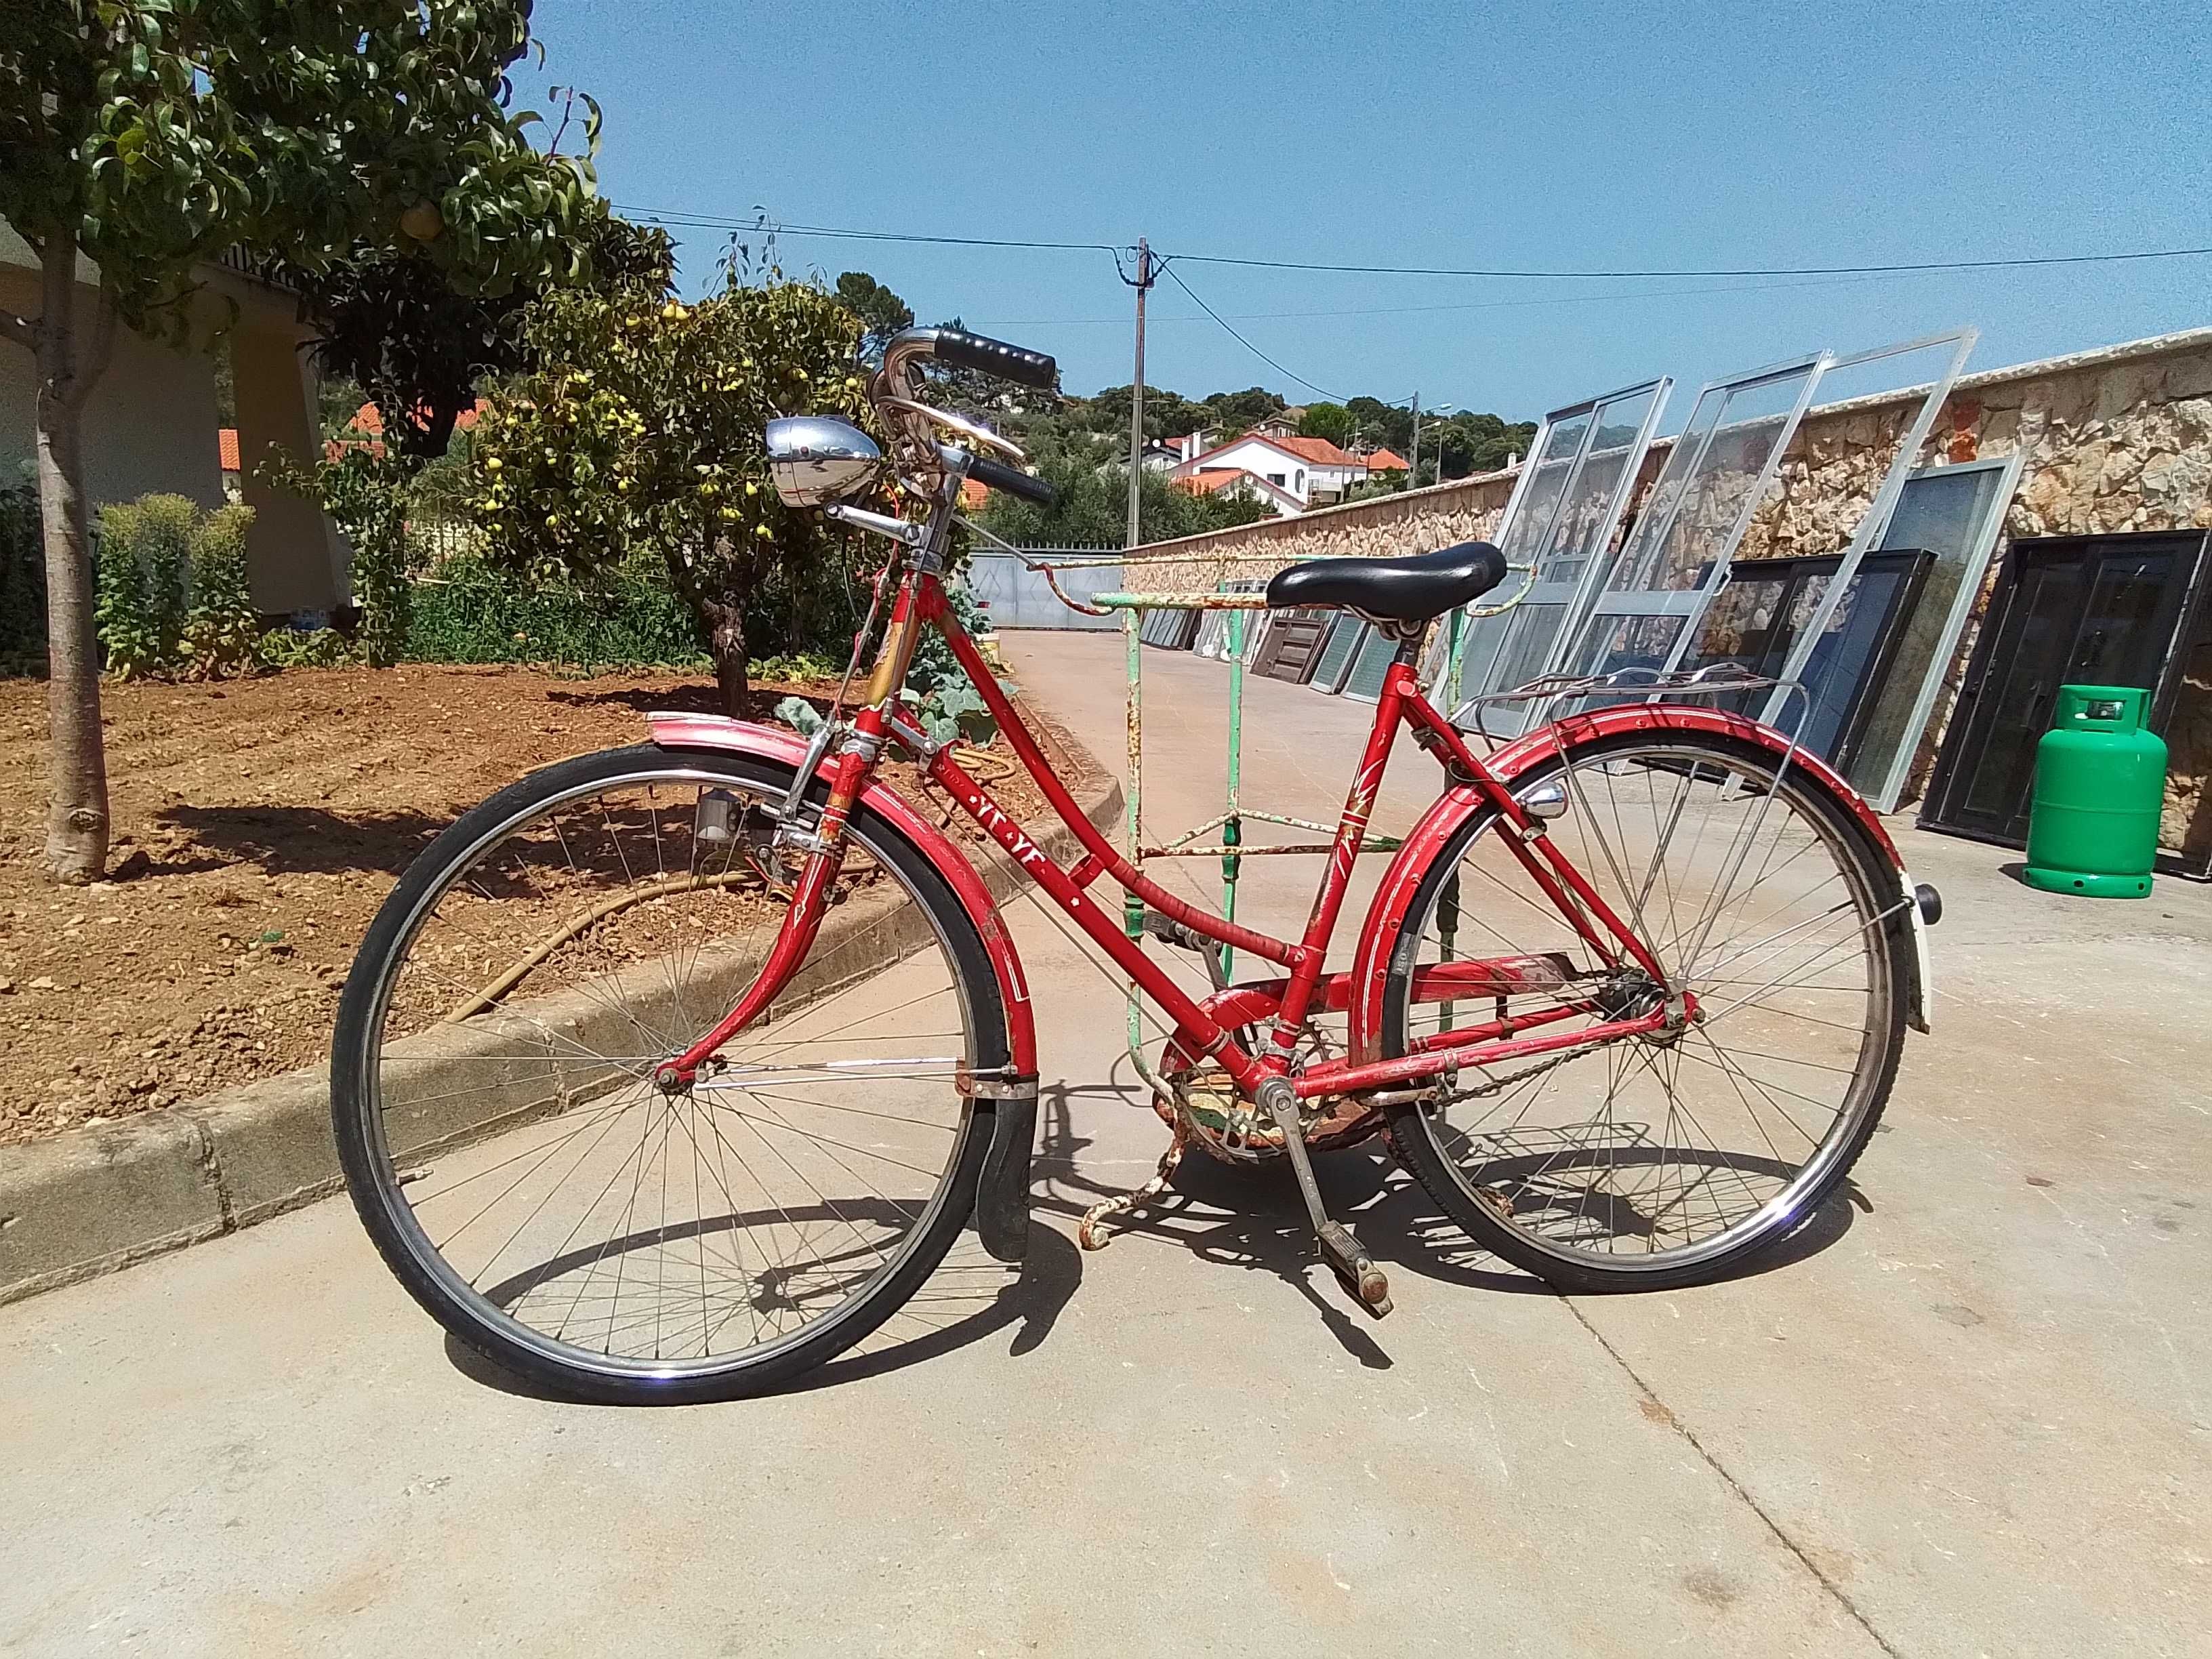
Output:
[1095, 584, 1404, 1088]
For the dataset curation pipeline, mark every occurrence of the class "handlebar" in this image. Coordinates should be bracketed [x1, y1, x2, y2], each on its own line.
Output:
[967, 453, 1058, 509]
[888, 327, 1057, 390]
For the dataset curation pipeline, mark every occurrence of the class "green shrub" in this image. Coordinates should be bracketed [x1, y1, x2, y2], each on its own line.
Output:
[258, 626, 358, 669]
[405, 548, 707, 670]
[94, 493, 261, 679]
[0, 476, 43, 674]
[95, 495, 191, 677]
[180, 504, 259, 678]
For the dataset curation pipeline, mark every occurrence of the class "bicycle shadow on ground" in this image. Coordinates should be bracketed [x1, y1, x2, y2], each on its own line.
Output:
[1029, 1057, 1862, 1371]
[441, 1194, 1086, 1406]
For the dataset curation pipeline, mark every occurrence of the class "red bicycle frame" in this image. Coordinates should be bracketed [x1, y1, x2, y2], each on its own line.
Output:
[662, 563, 1681, 1103]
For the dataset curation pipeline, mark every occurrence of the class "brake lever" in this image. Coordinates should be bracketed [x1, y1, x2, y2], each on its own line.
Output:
[876, 395, 1027, 462]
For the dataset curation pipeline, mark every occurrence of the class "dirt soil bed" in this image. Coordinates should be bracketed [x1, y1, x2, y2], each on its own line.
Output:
[0, 662, 1095, 1147]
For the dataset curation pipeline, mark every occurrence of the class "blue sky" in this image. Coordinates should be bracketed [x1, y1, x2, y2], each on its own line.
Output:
[530, 0, 2211, 420]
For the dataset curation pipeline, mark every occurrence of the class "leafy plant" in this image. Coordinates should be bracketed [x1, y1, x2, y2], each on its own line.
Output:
[405, 548, 705, 670]
[3, 0, 602, 881]
[93, 495, 260, 679]
[274, 449, 417, 667]
[466, 268, 876, 711]
[180, 505, 260, 678]
[258, 627, 358, 670]
[94, 495, 192, 678]
[773, 695, 826, 738]
[0, 474, 45, 673]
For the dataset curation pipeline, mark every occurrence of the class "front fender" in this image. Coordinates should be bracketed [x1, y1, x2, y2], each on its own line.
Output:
[1346, 706, 1917, 1060]
[642, 712, 1037, 1076]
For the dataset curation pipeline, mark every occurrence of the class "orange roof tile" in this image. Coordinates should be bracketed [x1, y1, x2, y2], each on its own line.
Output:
[1265, 434, 1361, 466]
[348, 398, 489, 438]
[1363, 447, 1408, 470]
[218, 428, 241, 472]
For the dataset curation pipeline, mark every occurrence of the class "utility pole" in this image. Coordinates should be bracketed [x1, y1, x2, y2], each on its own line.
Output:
[1407, 390, 1421, 489]
[1125, 238, 1153, 550]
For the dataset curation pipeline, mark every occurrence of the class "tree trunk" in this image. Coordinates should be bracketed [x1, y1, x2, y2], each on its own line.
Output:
[702, 594, 748, 717]
[29, 237, 115, 884]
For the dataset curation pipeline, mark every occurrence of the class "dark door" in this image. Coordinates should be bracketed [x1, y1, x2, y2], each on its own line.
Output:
[1921, 531, 2210, 846]
[1677, 550, 1932, 769]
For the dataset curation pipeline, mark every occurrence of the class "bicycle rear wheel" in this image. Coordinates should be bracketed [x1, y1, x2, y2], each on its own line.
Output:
[332, 745, 1006, 1402]
[1379, 729, 1910, 1292]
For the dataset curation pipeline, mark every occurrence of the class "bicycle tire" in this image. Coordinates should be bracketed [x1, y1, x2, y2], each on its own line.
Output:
[1378, 729, 1910, 1293]
[332, 744, 1007, 1403]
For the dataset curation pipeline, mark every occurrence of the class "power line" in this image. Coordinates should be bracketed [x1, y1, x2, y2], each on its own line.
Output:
[970, 266, 1962, 329]
[616, 201, 2212, 282]
[1156, 261, 1348, 402]
[1164, 244, 2212, 281]
[615, 204, 1119, 255]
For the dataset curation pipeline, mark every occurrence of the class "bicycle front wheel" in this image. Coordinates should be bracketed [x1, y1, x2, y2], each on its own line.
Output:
[332, 745, 1006, 1402]
[1380, 730, 1910, 1292]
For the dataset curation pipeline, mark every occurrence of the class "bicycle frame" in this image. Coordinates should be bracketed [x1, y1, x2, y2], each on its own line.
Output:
[658, 561, 1685, 1111]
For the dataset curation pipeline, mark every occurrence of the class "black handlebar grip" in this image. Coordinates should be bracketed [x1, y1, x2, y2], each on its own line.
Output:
[967, 454, 1058, 509]
[931, 329, 1058, 390]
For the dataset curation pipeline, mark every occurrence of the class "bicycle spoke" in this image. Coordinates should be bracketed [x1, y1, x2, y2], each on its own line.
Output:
[359, 768, 982, 1376]
[1395, 735, 1894, 1271]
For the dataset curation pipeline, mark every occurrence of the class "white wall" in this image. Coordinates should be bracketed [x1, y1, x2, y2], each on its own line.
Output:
[3, 226, 345, 615]
[0, 261, 224, 511]
[1185, 437, 1315, 502]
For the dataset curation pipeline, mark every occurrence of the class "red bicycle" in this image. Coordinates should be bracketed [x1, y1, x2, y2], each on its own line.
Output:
[333, 327, 1938, 1402]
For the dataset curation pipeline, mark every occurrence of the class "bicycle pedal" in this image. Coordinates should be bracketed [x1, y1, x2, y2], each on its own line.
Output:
[1315, 1220, 1393, 1318]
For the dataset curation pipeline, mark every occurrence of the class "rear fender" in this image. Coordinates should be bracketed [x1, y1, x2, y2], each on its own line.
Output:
[1346, 705, 1919, 1059]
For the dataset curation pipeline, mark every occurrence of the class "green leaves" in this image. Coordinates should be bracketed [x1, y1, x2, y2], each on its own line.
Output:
[463, 264, 875, 680]
[3, 1, 598, 336]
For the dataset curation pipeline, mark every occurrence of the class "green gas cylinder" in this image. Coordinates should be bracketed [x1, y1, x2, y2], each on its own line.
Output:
[2022, 684, 2167, 898]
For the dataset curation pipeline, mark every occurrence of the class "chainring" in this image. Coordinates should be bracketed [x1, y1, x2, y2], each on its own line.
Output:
[1152, 984, 1374, 1166]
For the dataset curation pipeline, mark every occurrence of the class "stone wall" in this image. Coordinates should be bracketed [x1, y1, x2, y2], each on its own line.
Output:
[1739, 331, 2212, 557]
[1731, 330, 2212, 844]
[1131, 327, 2212, 857]
[1123, 468, 1519, 596]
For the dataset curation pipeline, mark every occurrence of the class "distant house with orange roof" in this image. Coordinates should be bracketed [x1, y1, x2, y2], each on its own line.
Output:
[1172, 466, 1303, 518]
[1360, 447, 1409, 474]
[1168, 430, 1371, 508]
[330, 398, 490, 461]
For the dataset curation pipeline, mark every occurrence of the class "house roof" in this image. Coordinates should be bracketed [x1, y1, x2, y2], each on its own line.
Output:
[1173, 431, 1368, 477]
[348, 399, 489, 440]
[1172, 466, 1303, 513]
[218, 428, 241, 472]
[1265, 434, 1361, 467]
[1362, 447, 1408, 471]
[960, 478, 990, 509]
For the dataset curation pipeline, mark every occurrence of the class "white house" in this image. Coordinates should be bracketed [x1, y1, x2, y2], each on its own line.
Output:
[1174, 466, 1304, 518]
[1, 228, 346, 617]
[1170, 432, 1371, 507]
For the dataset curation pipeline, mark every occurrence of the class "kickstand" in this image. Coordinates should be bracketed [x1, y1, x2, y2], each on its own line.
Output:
[1079, 1123, 1188, 1250]
[1258, 1078, 1393, 1318]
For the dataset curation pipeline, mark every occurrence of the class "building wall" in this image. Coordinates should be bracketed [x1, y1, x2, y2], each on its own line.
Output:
[1, 228, 346, 619]
[1129, 327, 2212, 851]
[0, 260, 225, 512]
[1180, 437, 1320, 502]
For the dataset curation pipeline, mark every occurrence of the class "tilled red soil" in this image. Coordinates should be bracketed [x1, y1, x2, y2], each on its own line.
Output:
[0, 663, 1084, 1146]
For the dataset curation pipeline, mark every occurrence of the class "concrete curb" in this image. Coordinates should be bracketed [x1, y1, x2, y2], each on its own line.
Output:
[0, 746, 1124, 1306]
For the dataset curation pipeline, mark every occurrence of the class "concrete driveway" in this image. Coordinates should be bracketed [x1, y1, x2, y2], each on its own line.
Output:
[4, 629, 2208, 1657]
